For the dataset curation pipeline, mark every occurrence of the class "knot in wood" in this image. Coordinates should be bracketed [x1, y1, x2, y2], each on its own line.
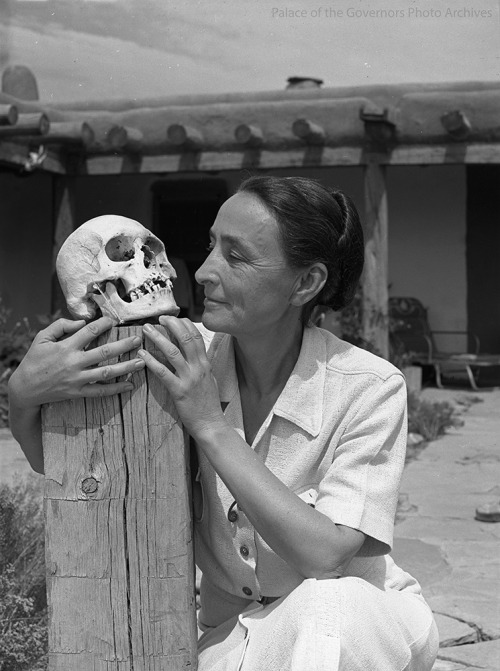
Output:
[81, 477, 99, 494]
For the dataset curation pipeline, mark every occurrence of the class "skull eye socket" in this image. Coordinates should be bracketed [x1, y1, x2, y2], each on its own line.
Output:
[142, 237, 164, 269]
[105, 236, 136, 262]
[144, 237, 163, 254]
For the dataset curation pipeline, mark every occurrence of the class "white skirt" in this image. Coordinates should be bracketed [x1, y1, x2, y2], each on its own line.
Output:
[198, 577, 439, 671]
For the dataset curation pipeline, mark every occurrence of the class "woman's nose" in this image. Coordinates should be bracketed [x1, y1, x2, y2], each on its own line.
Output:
[195, 253, 216, 286]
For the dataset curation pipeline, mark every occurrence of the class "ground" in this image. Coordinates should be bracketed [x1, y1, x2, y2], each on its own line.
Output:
[393, 387, 500, 671]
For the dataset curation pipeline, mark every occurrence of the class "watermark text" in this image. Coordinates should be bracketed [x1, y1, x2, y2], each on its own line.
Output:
[271, 6, 494, 19]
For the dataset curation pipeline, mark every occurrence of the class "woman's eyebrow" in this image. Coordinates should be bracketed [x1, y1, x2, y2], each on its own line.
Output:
[221, 233, 245, 246]
[209, 230, 252, 250]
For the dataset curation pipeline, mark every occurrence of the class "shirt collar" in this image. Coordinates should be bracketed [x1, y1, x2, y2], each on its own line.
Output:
[208, 327, 326, 438]
[272, 326, 326, 437]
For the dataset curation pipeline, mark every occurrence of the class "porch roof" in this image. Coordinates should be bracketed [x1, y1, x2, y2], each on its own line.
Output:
[1, 80, 499, 174]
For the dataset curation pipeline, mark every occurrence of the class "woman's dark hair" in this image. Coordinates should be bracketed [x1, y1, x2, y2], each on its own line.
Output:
[237, 176, 364, 324]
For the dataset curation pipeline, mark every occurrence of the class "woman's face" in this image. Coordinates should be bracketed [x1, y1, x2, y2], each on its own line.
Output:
[195, 192, 302, 337]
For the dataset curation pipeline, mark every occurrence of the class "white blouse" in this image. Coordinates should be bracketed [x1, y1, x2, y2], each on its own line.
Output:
[193, 324, 422, 630]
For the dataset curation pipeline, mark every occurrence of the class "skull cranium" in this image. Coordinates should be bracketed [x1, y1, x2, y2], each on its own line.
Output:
[56, 215, 179, 323]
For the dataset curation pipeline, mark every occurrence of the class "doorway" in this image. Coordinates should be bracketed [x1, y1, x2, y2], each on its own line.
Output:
[466, 165, 500, 354]
[152, 178, 228, 319]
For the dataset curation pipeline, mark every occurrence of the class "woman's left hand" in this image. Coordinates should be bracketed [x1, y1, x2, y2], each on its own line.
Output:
[140, 316, 227, 440]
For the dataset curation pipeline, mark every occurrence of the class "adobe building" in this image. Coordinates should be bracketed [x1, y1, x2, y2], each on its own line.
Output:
[1, 68, 499, 356]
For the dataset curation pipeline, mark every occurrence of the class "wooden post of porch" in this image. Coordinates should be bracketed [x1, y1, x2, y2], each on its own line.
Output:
[362, 162, 389, 359]
[42, 325, 197, 671]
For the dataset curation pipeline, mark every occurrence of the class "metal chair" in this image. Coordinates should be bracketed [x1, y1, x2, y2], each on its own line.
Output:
[389, 297, 500, 390]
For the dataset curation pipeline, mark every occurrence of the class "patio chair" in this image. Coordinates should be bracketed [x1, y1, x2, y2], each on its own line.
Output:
[389, 297, 500, 390]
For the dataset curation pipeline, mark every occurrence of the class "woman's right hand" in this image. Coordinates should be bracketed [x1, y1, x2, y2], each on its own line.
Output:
[8, 316, 145, 410]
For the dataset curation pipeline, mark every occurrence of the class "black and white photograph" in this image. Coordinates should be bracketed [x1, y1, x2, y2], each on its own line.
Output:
[0, 1, 499, 669]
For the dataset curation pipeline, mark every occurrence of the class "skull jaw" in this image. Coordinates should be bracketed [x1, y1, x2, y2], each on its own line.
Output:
[93, 282, 179, 324]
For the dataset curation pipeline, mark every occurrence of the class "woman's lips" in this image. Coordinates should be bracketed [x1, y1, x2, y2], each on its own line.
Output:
[204, 297, 225, 305]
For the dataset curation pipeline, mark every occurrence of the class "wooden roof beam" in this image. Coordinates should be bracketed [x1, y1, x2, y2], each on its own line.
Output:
[440, 110, 471, 140]
[43, 121, 95, 146]
[0, 112, 49, 137]
[72, 120, 138, 153]
[167, 124, 203, 150]
[0, 104, 18, 126]
[234, 124, 264, 148]
[292, 118, 325, 145]
[108, 125, 144, 151]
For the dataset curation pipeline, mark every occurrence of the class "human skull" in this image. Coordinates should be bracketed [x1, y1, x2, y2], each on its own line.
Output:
[56, 215, 179, 323]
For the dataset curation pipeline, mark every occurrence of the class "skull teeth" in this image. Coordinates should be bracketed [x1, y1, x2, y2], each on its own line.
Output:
[128, 277, 173, 302]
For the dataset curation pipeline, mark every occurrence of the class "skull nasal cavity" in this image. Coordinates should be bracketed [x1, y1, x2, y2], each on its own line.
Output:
[142, 245, 154, 268]
[105, 236, 136, 262]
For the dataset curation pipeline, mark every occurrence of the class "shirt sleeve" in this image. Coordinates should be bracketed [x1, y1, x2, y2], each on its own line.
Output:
[314, 372, 407, 556]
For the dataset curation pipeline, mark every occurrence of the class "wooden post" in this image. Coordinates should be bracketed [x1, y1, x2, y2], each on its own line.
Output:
[42, 326, 197, 670]
[362, 162, 389, 359]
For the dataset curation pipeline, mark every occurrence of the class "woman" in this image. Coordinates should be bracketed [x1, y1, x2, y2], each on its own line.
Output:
[9, 176, 438, 670]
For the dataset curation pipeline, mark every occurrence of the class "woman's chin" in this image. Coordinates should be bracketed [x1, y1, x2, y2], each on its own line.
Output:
[201, 309, 235, 335]
[201, 310, 225, 332]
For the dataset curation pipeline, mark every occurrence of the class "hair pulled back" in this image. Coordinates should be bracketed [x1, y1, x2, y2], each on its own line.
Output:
[238, 176, 364, 324]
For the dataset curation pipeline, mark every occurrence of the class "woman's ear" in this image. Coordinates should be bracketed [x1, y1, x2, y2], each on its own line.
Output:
[290, 263, 328, 307]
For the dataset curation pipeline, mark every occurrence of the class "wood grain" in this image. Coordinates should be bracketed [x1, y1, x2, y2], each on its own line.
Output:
[42, 325, 197, 670]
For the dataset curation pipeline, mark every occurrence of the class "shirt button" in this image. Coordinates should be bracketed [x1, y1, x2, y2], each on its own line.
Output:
[240, 545, 249, 558]
[242, 586, 252, 596]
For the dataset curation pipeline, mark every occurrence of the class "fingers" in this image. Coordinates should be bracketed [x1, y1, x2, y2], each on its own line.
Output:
[158, 316, 207, 361]
[136, 348, 178, 391]
[36, 318, 86, 343]
[81, 357, 145, 384]
[69, 317, 116, 349]
[142, 322, 190, 376]
[83, 334, 143, 367]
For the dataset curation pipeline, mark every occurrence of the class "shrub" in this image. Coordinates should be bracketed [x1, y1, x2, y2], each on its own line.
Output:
[0, 294, 60, 428]
[339, 285, 407, 363]
[0, 297, 36, 373]
[0, 567, 47, 671]
[0, 376, 9, 428]
[339, 285, 382, 354]
[0, 476, 47, 671]
[407, 391, 464, 442]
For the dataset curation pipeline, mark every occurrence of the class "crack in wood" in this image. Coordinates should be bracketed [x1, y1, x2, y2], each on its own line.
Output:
[117, 395, 135, 671]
